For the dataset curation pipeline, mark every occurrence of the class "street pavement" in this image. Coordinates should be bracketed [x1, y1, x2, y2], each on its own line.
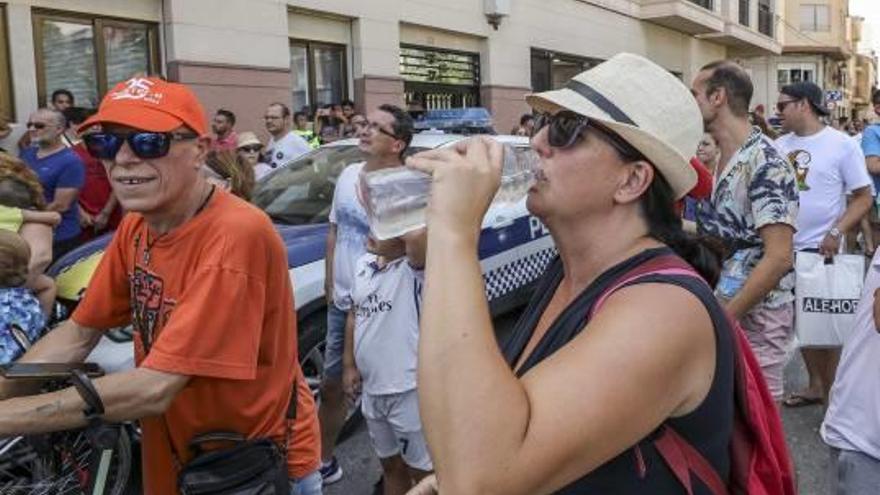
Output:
[326, 309, 832, 495]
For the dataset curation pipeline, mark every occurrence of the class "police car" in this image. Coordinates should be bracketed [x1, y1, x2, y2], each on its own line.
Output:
[47, 133, 555, 401]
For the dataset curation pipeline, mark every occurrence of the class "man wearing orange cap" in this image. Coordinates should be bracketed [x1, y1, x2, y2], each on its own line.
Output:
[0, 77, 323, 494]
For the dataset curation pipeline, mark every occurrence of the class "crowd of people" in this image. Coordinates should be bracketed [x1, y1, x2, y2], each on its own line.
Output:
[0, 51, 877, 495]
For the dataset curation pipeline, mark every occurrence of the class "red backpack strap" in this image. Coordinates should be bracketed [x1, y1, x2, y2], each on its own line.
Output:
[589, 253, 699, 319]
[654, 426, 730, 495]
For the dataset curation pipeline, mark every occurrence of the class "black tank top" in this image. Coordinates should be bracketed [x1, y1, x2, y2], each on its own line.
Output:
[500, 248, 735, 494]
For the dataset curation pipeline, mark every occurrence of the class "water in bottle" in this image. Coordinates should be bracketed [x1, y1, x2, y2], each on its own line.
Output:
[360, 143, 539, 240]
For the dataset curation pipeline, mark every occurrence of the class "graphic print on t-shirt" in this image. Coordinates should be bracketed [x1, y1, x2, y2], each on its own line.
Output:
[786, 149, 812, 191]
[130, 265, 175, 353]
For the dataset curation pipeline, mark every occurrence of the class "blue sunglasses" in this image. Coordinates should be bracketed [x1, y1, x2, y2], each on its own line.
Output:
[83, 131, 199, 160]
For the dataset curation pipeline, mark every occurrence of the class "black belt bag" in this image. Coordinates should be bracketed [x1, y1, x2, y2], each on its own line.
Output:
[177, 433, 288, 495]
[171, 378, 298, 495]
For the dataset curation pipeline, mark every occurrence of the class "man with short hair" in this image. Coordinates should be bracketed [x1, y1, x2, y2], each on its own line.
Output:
[51, 89, 74, 112]
[691, 60, 799, 403]
[16, 89, 76, 151]
[211, 109, 238, 151]
[264, 103, 312, 169]
[19, 108, 85, 260]
[293, 111, 320, 149]
[319, 104, 414, 484]
[511, 114, 535, 136]
[0, 77, 323, 495]
[341, 100, 356, 121]
[775, 82, 873, 408]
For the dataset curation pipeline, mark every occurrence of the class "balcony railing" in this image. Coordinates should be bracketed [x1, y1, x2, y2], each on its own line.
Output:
[758, 6, 773, 36]
[739, 0, 750, 26]
[688, 0, 713, 9]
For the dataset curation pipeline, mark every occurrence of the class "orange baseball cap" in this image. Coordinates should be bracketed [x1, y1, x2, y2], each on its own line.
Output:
[79, 77, 207, 136]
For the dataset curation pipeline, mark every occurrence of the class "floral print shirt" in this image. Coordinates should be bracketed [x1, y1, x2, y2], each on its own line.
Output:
[696, 127, 799, 308]
[0, 287, 45, 364]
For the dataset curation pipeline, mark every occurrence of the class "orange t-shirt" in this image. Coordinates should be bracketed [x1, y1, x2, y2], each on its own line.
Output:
[72, 190, 321, 494]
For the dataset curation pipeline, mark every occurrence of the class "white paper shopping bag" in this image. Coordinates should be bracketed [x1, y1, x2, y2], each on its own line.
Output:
[795, 252, 865, 347]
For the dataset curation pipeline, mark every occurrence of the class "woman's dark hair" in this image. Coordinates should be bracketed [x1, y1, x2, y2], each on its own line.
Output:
[640, 172, 723, 287]
[593, 124, 723, 286]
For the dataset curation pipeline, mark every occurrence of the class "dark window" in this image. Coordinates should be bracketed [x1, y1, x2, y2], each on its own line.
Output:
[33, 10, 159, 108]
[689, 0, 713, 9]
[290, 40, 347, 112]
[758, 0, 774, 37]
[739, 0, 750, 26]
[400, 45, 480, 110]
[530, 48, 603, 93]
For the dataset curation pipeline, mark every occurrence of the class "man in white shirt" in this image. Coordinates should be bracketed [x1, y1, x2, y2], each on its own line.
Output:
[318, 104, 414, 484]
[774, 82, 873, 408]
[821, 249, 880, 494]
[263, 102, 312, 170]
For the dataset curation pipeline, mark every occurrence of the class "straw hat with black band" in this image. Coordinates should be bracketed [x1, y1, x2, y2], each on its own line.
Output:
[526, 53, 703, 200]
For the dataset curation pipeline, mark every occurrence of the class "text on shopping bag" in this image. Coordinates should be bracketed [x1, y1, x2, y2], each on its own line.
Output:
[801, 298, 860, 314]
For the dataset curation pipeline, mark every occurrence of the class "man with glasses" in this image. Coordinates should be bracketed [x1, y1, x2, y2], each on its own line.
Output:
[319, 104, 413, 485]
[690, 61, 799, 404]
[0, 77, 323, 495]
[774, 82, 873, 409]
[264, 103, 312, 169]
[19, 108, 85, 260]
[16, 90, 75, 153]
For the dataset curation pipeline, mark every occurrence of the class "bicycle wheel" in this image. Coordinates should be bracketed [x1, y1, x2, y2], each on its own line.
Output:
[0, 427, 132, 495]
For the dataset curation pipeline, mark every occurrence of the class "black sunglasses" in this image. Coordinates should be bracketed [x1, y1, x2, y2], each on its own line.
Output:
[776, 99, 798, 113]
[26, 122, 47, 130]
[83, 131, 199, 160]
[239, 145, 262, 153]
[534, 111, 645, 161]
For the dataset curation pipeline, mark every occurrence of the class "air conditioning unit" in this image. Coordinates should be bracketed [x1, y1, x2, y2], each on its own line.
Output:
[484, 0, 510, 30]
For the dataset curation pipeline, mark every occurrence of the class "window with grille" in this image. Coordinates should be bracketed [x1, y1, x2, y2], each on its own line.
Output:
[400, 45, 481, 110]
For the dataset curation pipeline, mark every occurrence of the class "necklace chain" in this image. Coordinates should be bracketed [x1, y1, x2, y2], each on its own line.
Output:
[140, 185, 215, 265]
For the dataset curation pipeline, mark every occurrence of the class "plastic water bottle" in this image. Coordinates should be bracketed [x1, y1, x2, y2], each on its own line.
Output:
[360, 143, 539, 240]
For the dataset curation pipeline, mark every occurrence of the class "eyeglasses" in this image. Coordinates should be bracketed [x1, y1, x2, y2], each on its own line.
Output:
[239, 145, 262, 153]
[82, 131, 199, 160]
[534, 111, 645, 161]
[26, 122, 47, 130]
[365, 121, 400, 140]
[776, 100, 798, 113]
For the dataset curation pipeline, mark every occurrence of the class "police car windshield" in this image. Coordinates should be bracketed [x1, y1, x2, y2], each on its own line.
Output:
[251, 145, 426, 225]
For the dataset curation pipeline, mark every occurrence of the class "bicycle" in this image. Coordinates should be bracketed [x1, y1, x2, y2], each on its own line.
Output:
[0, 362, 133, 495]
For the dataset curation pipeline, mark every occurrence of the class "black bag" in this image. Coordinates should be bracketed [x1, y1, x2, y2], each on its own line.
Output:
[171, 380, 298, 495]
[177, 432, 289, 495]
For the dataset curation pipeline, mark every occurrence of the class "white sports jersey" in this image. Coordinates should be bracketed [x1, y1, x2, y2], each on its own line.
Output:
[352, 253, 423, 395]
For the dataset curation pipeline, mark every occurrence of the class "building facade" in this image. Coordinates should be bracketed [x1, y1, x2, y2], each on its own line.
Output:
[741, 0, 878, 122]
[1, 0, 782, 143]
